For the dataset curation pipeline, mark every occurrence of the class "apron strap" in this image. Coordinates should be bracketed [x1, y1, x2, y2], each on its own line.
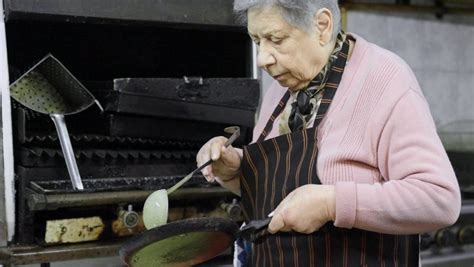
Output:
[313, 36, 351, 128]
[257, 91, 291, 142]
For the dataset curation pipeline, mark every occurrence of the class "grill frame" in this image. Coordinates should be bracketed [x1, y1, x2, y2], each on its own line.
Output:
[0, 1, 258, 265]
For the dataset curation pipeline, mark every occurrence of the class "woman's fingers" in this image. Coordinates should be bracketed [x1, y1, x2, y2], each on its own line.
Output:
[268, 212, 285, 234]
[210, 138, 226, 161]
[196, 136, 242, 182]
[201, 166, 214, 182]
[196, 142, 211, 167]
[196, 136, 228, 181]
[220, 146, 241, 169]
[268, 208, 293, 233]
[266, 185, 334, 234]
[196, 136, 226, 163]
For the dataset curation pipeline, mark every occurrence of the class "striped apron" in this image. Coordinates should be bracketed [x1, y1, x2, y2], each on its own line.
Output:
[240, 39, 419, 266]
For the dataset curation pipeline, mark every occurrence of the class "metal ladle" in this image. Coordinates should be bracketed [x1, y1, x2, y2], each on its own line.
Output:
[9, 54, 103, 190]
[167, 126, 241, 195]
[142, 126, 240, 229]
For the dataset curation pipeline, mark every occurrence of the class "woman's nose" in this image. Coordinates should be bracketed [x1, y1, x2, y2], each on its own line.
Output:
[257, 44, 276, 68]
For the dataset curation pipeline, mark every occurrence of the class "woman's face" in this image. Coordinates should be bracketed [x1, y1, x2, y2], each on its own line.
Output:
[248, 6, 332, 91]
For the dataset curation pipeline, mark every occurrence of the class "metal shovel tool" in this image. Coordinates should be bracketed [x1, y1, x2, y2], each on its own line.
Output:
[9, 54, 103, 190]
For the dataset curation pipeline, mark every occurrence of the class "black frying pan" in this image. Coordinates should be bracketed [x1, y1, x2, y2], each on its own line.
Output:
[119, 217, 271, 267]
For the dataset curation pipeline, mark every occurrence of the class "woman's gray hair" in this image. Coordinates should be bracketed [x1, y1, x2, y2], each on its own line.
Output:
[234, 0, 341, 40]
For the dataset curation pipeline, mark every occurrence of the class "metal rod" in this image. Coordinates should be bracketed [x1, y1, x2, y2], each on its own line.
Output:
[50, 114, 84, 190]
[0, 0, 16, 244]
[28, 187, 232, 211]
[443, 0, 474, 5]
[341, 2, 474, 15]
[396, 0, 410, 5]
[341, 6, 348, 32]
[166, 160, 213, 195]
[0, 240, 121, 265]
[251, 40, 259, 79]
[166, 126, 240, 195]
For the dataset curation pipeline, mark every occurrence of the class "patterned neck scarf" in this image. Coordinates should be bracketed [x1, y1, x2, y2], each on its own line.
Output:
[279, 31, 347, 134]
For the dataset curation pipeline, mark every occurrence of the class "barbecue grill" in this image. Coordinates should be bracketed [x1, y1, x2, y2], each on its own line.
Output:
[0, 1, 259, 265]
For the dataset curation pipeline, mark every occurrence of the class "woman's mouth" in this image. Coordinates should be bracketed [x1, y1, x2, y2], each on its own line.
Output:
[273, 73, 286, 81]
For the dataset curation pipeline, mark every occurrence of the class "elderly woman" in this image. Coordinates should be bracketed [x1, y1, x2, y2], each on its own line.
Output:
[197, 0, 461, 266]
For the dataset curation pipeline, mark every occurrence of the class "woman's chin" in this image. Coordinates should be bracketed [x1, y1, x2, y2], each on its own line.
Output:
[276, 79, 292, 89]
[276, 80, 300, 92]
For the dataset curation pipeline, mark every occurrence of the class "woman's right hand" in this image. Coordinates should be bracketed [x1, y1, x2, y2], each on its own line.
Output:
[196, 136, 242, 194]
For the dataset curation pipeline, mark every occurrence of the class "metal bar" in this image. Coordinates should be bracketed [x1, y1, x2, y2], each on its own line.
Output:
[460, 200, 474, 215]
[251, 41, 259, 80]
[443, 0, 474, 5]
[0, 0, 7, 247]
[0, 0, 16, 244]
[341, 6, 348, 32]
[4, 0, 242, 28]
[167, 127, 240, 195]
[421, 246, 474, 266]
[342, 2, 474, 15]
[0, 240, 121, 265]
[50, 114, 84, 190]
[28, 187, 233, 211]
[396, 0, 410, 5]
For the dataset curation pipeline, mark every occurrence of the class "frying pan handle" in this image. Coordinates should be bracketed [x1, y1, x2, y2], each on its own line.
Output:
[50, 114, 84, 190]
[239, 217, 271, 243]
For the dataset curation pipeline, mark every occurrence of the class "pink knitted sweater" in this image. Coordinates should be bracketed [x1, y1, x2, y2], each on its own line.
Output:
[252, 33, 461, 234]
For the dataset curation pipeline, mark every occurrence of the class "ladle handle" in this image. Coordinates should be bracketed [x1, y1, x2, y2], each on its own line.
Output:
[167, 127, 240, 195]
[50, 114, 84, 190]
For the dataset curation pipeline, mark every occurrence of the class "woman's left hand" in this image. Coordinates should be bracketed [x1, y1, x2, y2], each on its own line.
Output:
[268, 184, 336, 234]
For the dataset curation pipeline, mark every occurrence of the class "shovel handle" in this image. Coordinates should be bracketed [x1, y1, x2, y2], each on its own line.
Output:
[51, 114, 84, 190]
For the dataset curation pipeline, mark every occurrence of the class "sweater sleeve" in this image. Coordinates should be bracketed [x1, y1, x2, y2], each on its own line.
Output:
[334, 89, 461, 234]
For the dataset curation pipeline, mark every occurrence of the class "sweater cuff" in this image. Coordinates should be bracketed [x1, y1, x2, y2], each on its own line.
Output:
[334, 182, 357, 229]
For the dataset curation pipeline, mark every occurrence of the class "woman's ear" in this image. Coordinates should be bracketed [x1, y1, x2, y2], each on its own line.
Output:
[313, 8, 333, 46]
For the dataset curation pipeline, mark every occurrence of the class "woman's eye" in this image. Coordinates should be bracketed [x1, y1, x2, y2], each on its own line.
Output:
[270, 38, 283, 44]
